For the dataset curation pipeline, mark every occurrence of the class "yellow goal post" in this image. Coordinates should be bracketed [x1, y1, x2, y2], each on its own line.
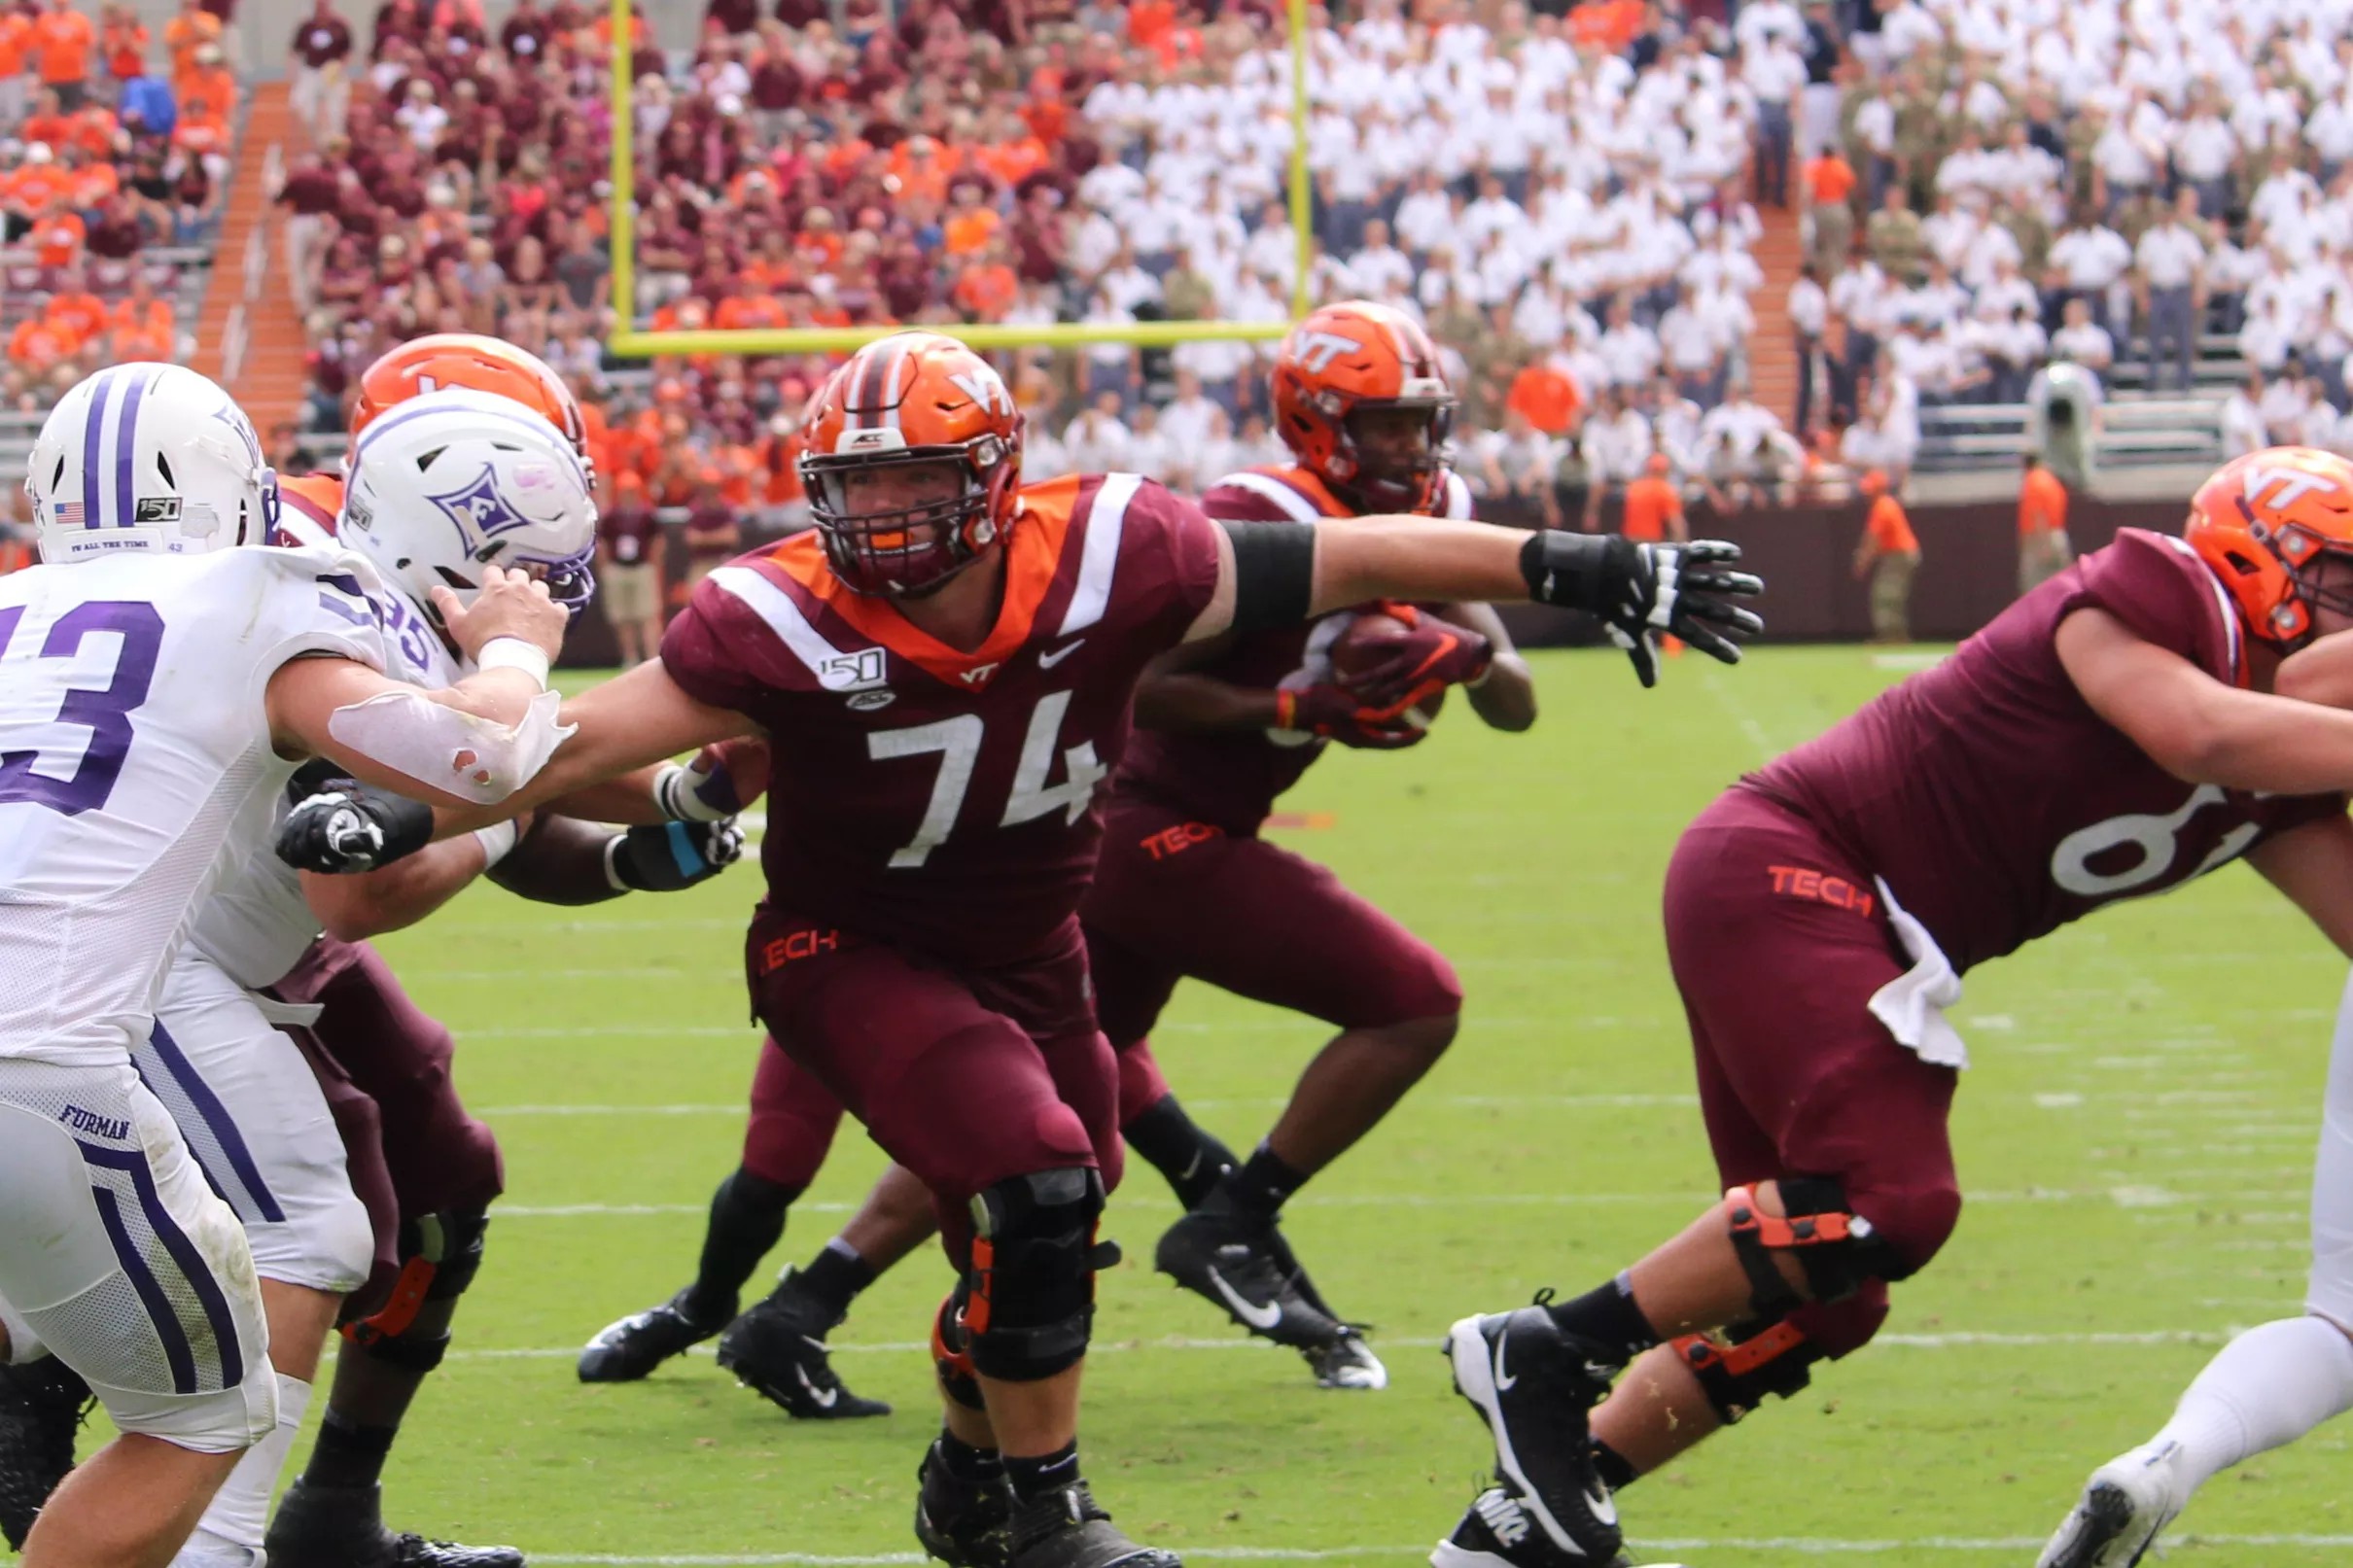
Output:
[603, 0, 1312, 360]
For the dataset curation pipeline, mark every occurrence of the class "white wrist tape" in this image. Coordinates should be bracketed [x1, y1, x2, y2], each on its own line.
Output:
[476, 637, 552, 687]
[472, 819, 520, 868]
[327, 687, 575, 805]
[603, 832, 629, 892]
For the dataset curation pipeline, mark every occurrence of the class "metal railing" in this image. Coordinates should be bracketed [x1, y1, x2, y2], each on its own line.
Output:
[221, 304, 248, 389]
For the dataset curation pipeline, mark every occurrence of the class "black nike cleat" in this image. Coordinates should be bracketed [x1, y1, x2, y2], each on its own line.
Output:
[1443, 1301, 1624, 1563]
[1433, 1487, 1636, 1568]
[717, 1272, 891, 1419]
[578, 1287, 730, 1382]
[264, 1480, 525, 1568]
[0, 1356, 92, 1551]
[1156, 1208, 1383, 1386]
[1005, 1483, 1180, 1568]
[914, 1440, 1013, 1568]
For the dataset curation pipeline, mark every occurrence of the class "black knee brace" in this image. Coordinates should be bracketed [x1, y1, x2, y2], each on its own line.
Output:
[1671, 1317, 1827, 1425]
[1725, 1178, 1907, 1313]
[346, 1205, 490, 1365]
[966, 1168, 1114, 1383]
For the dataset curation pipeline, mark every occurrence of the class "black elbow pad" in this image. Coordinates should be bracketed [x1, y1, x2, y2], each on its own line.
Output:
[1220, 520, 1317, 633]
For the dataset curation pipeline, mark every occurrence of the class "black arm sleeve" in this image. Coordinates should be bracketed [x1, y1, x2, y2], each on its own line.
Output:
[487, 815, 625, 906]
[1219, 519, 1318, 633]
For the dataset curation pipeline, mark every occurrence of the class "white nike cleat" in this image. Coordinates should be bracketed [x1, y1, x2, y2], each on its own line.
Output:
[2036, 1442, 2191, 1568]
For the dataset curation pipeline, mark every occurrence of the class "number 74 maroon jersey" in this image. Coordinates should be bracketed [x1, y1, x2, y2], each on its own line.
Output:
[658, 474, 1226, 968]
[1742, 528, 2346, 974]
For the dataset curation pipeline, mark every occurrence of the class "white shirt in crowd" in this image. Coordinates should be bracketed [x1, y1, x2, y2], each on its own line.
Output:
[1062, 410, 1133, 473]
[2134, 221, 2206, 289]
[2052, 321, 2117, 368]
[2049, 225, 2133, 290]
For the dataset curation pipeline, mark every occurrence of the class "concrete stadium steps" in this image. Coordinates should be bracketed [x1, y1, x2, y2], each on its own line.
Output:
[194, 82, 307, 434]
[1749, 203, 1801, 428]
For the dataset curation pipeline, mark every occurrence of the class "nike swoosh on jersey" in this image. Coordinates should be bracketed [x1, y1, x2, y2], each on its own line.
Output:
[1206, 1266, 1285, 1331]
[1038, 639, 1086, 668]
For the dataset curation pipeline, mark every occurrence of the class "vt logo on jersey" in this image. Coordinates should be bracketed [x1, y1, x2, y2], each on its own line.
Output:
[427, 461, 537, 543]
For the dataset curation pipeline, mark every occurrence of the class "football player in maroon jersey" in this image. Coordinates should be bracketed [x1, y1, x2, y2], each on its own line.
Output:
[575, 301, 1531, 1407]
[283, 328, 1761, 1568]
[1432, 447, 2353, 1568]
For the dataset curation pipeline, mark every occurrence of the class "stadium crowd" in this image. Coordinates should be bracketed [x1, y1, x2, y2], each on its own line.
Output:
[0, 0, 231, 408]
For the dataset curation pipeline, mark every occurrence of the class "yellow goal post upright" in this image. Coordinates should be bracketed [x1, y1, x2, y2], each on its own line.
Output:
[602, 0, 1313, 362]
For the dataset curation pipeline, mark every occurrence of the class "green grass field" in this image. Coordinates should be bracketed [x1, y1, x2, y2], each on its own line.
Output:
[44, 645, 2353, 1567]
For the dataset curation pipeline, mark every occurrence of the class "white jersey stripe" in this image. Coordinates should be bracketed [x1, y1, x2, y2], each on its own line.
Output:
[710, 565, 858, 684]
[1213, 470, 1325, 524]
[1059, 472, 1140, 637]
[1442, 470, 1473, 520]
[2159, 534, 2242, 679]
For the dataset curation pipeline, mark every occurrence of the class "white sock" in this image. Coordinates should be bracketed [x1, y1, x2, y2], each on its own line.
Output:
[2143, 1314, 2353, 1492]
[172, 1373, 312, 1568]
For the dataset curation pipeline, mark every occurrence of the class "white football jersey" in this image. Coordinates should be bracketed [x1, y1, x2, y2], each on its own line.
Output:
[0, 545, 390, 1067]
[189, 575, 464, 991]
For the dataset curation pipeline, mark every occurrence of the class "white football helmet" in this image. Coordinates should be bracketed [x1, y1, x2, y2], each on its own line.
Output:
[26, 363, 279, 564]
[340, 386, 598, 622]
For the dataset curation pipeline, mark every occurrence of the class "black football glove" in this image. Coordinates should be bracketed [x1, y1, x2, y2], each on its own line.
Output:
[1520, 532, 1765, 687]
[275, 784, 437, 874]
[606, 819, 747, 892]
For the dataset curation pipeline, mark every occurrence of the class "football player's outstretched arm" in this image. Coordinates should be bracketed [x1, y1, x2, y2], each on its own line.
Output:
[300, 828, 527, 941]
[2057, 606, 2353, 793]
[2251, 815, 2353, 959]
[266, 567, 572, 808]
[2277, 628, 2353, 711]
[1187, 515, 1764, 687]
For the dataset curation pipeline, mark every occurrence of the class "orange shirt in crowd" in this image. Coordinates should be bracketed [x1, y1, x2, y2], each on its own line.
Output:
[953, 258, 1017, 318]
[173, 105, 229, 157]
[1621, 474, 1684, 542]
[1126, 0, 1175, 52]
[19, 109, 69, 149]
[714, 293, 787, 331]
[1019, 97, 1068, 145]
[2019, 465, 2067, 536]
[178, 63, 234, 122]
[589, 11, 651, 48]
[1570, 0, 1644, 52]
[974, 136, 1046, 188]
[32, 210, 85, 267]
[5, 162, 69, 216]
[942, 204, 999, 257]
[0, 534, 31, 575]
[1867, 494, 1918, 554]
[111, 298, 174, 360]
[9, 315, 74, 369]
[103, 17, 148, 80]
[754, 433, 803, 505]
[714, 444, 759, 508]
[33, 6, 95, 86]
[1805, 152, 1857, 208]
[70, 108, 119, 159]
[161, 8, 220, 76]
[1505, 363, 1582, 436]
[72, 161, 118, 210]
[45, 289, 107, 344]
[0, 14, 31, 78]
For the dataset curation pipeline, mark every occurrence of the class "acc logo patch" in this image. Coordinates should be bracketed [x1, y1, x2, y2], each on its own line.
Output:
[847, 689, 896, 712]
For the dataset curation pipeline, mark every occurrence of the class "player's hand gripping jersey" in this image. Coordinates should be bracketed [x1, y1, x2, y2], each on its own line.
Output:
[1744, 529, 2346, 974]
[661, 472, 1223, 966]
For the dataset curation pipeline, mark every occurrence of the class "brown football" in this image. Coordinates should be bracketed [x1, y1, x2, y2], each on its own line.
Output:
[1329, 610, 1446, 728]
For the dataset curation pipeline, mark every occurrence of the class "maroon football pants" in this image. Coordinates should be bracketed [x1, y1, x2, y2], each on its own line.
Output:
[270, 937, 506, 1319]
[744, 907, 1121, 1266]
[1663, 787, 1964, 1356]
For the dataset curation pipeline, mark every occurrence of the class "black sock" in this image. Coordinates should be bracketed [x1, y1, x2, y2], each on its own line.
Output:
[685, 1167, 800, 1322]
[301, 1410, 399, 1491]
[791, 1237, 874, 1322]
[1002, 1440, 1080, 1504]
[1543, 1274, 1661, 1368]
[1209, 1141, 1307, 1221]
[933, 1429, 1003, 1484]
[1591, 1440, 1639, 1493]
[1121, 1094, 1240, 1210]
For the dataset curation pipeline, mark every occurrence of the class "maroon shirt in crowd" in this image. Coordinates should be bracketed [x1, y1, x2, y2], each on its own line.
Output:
[291, 12, 353, 68]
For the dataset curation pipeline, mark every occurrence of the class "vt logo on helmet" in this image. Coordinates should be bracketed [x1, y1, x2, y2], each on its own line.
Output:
[2185, 445, 2353, 650]
[797, 331, 1024, 597]
[25, 363, 280, 563]
[341, 387, 598, 624]
[1271, 300, 1457, 516]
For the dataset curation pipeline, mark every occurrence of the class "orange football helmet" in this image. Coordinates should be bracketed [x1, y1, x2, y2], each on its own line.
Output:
[2185, 445, 2353, 648]
[1270, 299, 1456, 515]
[349, 333, 588, 465]
[797, 331, 1023, 597]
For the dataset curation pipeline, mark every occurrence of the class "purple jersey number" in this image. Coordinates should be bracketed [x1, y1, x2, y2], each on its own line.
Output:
[0, 599, 165, 816]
